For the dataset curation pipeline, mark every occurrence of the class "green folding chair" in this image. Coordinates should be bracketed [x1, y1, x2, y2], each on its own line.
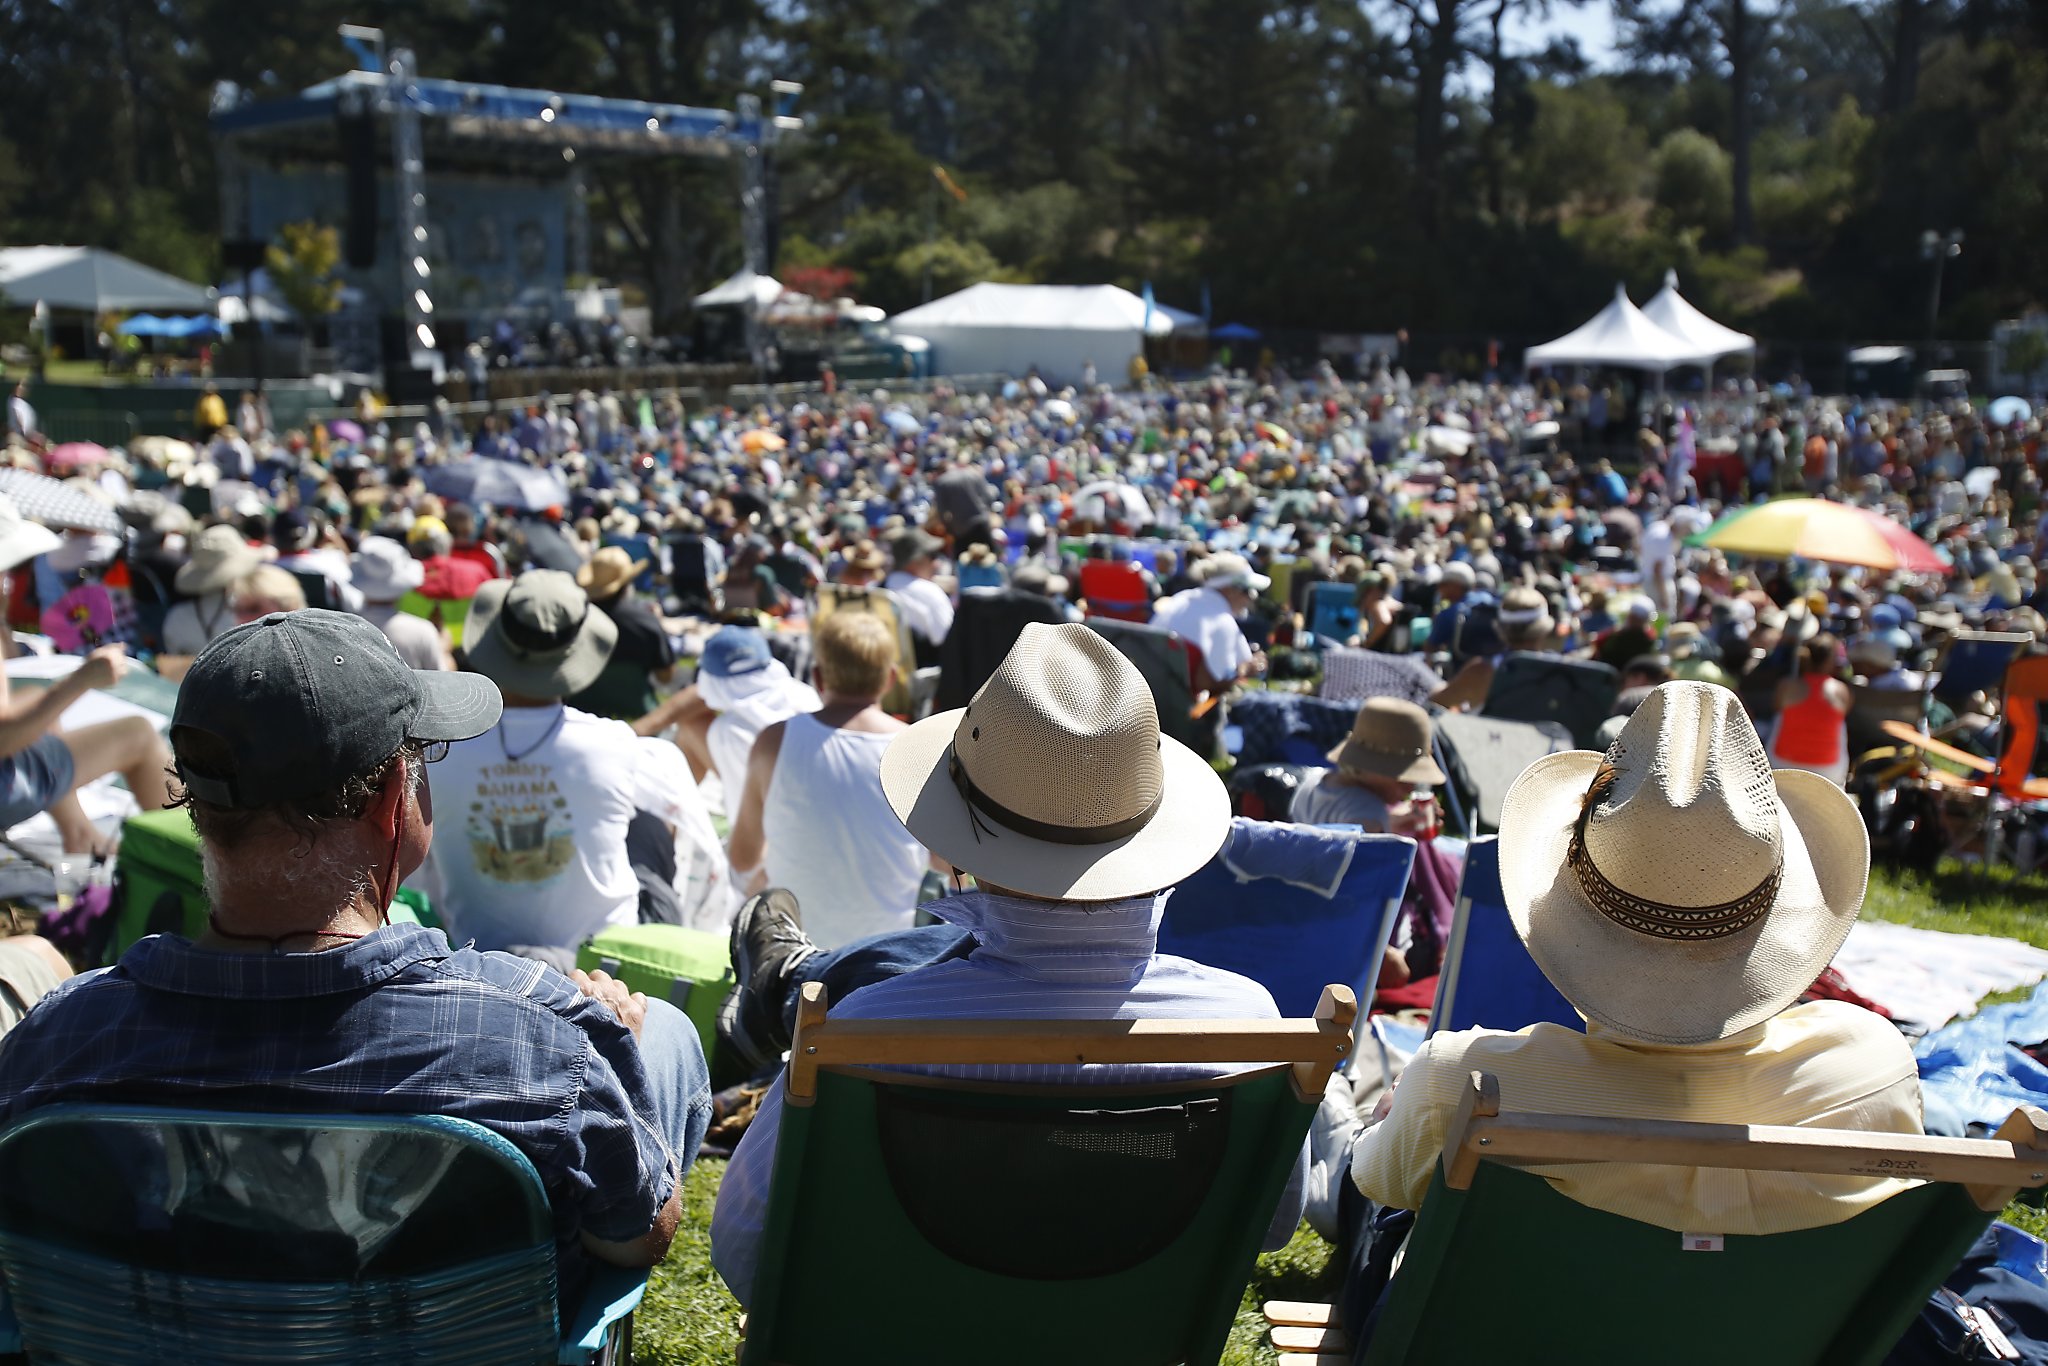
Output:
[741, 981, 1359, 1366]
[0, 1106, 644, 1365]
[1265, 1072, 2048, 1365]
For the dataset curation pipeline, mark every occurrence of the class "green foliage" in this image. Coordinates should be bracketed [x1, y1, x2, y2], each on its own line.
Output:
[1513, 82, 1649, 221]
[1652, 128, 1733, 237]
[2006, 329, 2048, 388]
[264, 222, 344, 321]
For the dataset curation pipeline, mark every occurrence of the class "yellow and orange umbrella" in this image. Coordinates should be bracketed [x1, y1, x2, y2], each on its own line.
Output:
[1691, 498, 1946, 573]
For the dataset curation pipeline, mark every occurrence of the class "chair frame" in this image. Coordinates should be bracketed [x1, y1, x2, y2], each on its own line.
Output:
[1265, 1075, 2048, 1364]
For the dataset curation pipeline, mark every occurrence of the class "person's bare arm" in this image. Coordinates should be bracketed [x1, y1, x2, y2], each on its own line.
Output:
[725, 721, 787, 880]
[1430, 656, 1492, 712]
[0, 647, 127, 759]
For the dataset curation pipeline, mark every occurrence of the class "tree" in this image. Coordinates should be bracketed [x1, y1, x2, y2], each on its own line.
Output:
[1652, 127, 1734, 236]
[1615, 0, 1772, 244]
[2005, 328, 2048, 394]
[264, 222, 343, 322]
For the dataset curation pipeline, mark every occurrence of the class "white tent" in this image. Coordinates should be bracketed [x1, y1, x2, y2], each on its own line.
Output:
[0, 246, 215, 312]
[1524, 283, 1718, 373]
[692, 269, 784, 311]
[889, 283, 1176, 385]
[1641, 270, 1756, 363]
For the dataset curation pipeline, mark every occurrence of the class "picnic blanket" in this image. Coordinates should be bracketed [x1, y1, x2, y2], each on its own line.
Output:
[1836, 920, 2048, 1034]
[1917, 977, 2048, 1137]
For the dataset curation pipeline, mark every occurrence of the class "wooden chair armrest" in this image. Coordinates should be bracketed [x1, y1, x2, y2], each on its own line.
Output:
[785, 982, 1357, 1105]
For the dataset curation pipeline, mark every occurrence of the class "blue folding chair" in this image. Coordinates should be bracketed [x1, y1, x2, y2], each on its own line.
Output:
[1426, 836, 1580, 1037]
[0, 1106, 645, 1365]
[1306, 582, 1360, 644]
[1159, 819, 1416, 1019]
[1934, 630, 2031, 705]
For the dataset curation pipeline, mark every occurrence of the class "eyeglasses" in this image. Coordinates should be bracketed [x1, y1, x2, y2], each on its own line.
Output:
[419, 740, 450, 763]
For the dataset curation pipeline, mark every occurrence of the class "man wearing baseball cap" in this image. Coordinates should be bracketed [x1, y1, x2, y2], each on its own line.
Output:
[1151, 551, 1270, 690]
[0, 610, 712, 1278]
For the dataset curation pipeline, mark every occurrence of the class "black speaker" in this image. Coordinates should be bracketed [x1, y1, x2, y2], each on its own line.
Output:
[379, 316, 440, 405]
[222, 238, 266, 272]
[339, 110, 380, 269]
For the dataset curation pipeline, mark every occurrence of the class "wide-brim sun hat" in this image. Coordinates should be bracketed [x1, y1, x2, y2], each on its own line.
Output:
[175, 525, 264, 595]
[880, 621, 1229, 901]
[1498, 680, 1868, 1046]
[1329, 696, 1445, 785]
[696, 657, 790, 711]
[463, 569, 619, 699]
[0, 493, 61, 574]
[576, 546, 649, 601]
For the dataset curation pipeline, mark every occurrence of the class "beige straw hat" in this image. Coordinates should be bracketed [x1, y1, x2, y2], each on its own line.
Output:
[879, 622, 1229, 900]
[1329, 697, 1445, 785]
[1498, 680, 1868, 1045]
[576, 545, 649, 601]
[175, 524, 264, 596]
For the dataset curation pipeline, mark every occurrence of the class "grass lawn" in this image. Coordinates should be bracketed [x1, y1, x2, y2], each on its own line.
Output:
[632, 860, 2048, 1364]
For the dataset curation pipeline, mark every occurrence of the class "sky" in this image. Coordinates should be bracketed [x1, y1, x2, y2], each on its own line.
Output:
[1501, 3, 1623, 70]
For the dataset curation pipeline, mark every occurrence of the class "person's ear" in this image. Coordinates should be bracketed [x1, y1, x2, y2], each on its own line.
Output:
[366, 755, 409, 837]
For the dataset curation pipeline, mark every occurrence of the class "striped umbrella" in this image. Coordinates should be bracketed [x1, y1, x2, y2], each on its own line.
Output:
[0, 469, 121, 535]
[1689, 498, 1946, 573]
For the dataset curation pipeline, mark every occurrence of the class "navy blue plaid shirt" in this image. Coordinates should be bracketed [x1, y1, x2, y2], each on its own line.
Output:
[0, 925, 679, 1251]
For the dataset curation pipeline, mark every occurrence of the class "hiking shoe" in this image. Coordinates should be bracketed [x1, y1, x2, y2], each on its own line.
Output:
[718, 888, 819, 1073]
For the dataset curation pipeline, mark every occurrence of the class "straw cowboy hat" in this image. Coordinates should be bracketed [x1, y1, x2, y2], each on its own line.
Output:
[0, 494, 60, 574]
[1499, 680, 1867, 1046]
[464, 570, 618, 699]
[1329, 697, 1445, 785]
[175, 524, 264, 596]
[576, 545, 648, 601]
[880, 622, 1229, 900]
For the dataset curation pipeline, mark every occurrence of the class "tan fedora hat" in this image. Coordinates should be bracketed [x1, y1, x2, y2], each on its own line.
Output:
[879, 622, 1229, 901]
[1498, 680, 1868, 1045]
[1329, 697, 1445, 785]
[576, 545, 649, 601]
[175, 524, 264, 595]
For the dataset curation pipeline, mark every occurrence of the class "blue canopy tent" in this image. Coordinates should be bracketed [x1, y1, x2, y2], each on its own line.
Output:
[1211, 322, 1262, 342]
[117, 314, 224, 339]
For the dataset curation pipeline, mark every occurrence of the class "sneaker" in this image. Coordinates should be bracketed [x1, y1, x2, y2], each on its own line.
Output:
[717, 888, 819, 1073]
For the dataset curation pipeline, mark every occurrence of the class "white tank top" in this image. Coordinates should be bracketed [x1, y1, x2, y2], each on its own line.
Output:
[762, 714, 928, 949]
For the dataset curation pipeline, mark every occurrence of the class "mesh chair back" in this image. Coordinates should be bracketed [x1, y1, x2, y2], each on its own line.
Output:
[1159, 819, 1416, 1016]
[1427, 837, 1579, 1037]
[0, 1107, 559, 1365]
[747, 1066, 1313, 1366]
[1480, 653, 1620, 749]
[1365, 1167, 1990, 1366]
[1320, 646, 1440, 707]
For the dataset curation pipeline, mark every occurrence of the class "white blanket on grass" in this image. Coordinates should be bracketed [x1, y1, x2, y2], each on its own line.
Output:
[1836, 919, 2048, 1033]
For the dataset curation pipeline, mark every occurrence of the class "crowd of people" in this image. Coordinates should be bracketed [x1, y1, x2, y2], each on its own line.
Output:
[0, 353, 2040, 1352]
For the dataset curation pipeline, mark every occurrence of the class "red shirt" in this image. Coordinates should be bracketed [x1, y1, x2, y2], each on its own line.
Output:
[418, 555, 493, 601]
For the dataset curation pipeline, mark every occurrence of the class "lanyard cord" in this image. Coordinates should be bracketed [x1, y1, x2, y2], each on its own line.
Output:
[498, 704, 568, 762]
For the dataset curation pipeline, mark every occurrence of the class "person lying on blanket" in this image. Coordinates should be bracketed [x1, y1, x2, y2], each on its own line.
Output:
[1335, 680, 1920, 1334]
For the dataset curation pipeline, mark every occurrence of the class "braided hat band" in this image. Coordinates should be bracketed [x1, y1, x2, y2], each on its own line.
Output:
[1568, 758, 1781, 942]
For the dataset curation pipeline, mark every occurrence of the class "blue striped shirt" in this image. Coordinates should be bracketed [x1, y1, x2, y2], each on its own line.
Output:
[710, 891, 1308, 1304]
[0, 925, 682, 1252]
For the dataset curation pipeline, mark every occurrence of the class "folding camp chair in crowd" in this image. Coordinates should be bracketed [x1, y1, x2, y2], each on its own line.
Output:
[1084, 616, 1213, 753]
[1907, 654, 2048, 872]
[1433, 711, 1573, 835]
[1425, 837, 1578, 1038]
[741, 981, 1357, 1366]
[0, 1106, 645, 1365]
[1318, 646, 1441, 708]
[1076, 559, 1152, 622]
[1305, 582, 1360, 645]
[935, 588, 1067, 711]
[1479, 653, 1619, 750]
[1266, 1077, 2048, 1365]
[1159, 819, 1417, 1021]
[1932, 630, 2031, 707]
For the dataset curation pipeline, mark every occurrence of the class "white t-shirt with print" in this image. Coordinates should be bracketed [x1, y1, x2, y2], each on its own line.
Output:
[416, 705, 728, 949]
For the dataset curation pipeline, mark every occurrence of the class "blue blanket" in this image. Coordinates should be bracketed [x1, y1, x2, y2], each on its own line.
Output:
[1917, 978, 2048, 1137]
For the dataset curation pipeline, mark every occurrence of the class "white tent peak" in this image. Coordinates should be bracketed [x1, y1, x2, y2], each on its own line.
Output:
[1641, 270, 1757, 362]
[1525, 284, 1716, 372]
[692, 269, 784, 311]
[893, 283, 1178, 337]
[0, 246, 215, 313]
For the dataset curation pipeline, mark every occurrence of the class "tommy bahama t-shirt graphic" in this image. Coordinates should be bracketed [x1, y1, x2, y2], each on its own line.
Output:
[468, 758, 576, 884]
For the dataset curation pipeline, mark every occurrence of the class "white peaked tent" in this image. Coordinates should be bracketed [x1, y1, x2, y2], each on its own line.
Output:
[1641, 270, 1756, 363]
[692, 269, 785, 311]
[0, 246, 215, 313]
[890, 283, 1176, 386]
[1524, 283, 1717, 373]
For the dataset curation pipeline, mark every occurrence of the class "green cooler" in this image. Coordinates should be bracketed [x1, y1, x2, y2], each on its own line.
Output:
[577, 923, 735, 1077]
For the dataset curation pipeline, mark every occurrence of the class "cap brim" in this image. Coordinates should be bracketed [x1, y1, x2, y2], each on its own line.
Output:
[1497, 750, 1868, 1045]
[879, 707, 1230, 901]
[410, 669, 504, 742]
[695, 661, 780, 711]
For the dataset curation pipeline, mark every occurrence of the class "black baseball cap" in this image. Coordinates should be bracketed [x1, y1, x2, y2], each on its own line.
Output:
[172, 610, 501, 809]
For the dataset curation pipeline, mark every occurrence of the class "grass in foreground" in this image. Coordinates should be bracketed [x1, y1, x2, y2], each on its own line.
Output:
[633, 859, 2047, 1363]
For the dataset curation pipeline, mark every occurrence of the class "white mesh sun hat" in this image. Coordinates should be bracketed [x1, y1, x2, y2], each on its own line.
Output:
[1498, 680, 1869, 1045]
[879, 622, 1230, 901]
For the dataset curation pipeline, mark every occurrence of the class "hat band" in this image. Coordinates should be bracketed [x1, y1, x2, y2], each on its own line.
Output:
[498, 598, 591, 657]
[946, 745, 1160, 847]
[1567, 832, 1781, 941]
